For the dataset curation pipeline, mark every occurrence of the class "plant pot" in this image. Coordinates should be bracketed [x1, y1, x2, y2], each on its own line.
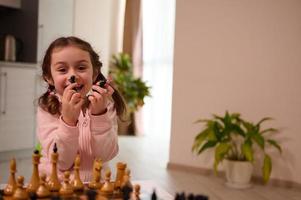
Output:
[223, 159, 253, 189]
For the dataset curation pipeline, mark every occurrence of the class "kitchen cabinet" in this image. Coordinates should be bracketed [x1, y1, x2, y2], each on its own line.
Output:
[0, 62, 38, 152]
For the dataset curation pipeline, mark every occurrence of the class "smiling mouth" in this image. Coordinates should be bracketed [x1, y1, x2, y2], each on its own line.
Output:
[73, 85, 84, 92]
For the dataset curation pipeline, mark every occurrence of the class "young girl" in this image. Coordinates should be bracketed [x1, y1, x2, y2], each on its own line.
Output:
[37, 36, 126, 182]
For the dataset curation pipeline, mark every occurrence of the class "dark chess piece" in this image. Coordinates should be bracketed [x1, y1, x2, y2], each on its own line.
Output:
[86, 189, 98, 200]
[0, 189, 3, 200]
[28, 192, 37, 200]
[50, 194, 62, 200]
[180, 192, 186, 200]
[98, 78, 107, 88]
[188, 193, 195, 200]
[151, 189, 157, 200]
[94, 73, 107, 88]
[69, 75, 76, 83]
[174, 193, 180, 200]
[195, 194, 209, 200]
[121, 184, 133, 200]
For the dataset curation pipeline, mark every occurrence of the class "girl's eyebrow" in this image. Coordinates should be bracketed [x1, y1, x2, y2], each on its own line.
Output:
[76, 60, 89, 64]
[53, 61, 66, 66]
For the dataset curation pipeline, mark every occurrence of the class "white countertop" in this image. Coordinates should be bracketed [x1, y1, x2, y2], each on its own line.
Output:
[0, 61, 38, 69]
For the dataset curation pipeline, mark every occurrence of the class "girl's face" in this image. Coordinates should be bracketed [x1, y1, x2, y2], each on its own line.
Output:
[48, 45, 94, 97]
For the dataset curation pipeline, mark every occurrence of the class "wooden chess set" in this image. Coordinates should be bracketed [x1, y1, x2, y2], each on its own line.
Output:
[0, 144, 141, 200]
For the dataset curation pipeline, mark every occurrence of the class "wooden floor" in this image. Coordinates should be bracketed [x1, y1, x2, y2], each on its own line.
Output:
[0, 135, 300, 200]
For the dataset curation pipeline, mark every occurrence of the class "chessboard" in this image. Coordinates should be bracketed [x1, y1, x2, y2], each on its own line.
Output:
[0, 145, 142, 200]
[0, 145, 209, 200]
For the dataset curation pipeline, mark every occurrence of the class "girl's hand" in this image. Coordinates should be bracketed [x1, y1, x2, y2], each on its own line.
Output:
[88, 81, 114, 115]
[61, 83, 84, 126]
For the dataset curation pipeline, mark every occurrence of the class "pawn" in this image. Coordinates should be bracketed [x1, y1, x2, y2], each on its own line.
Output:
[72, 154, 84, 191]
[132, 184, 141, 200]
[36, 174, 51, 198]
[59, 171, 74, 197]
[4, 158, 17, 196]
[99, 170, 114, 197]
[13, 176, 28, 200]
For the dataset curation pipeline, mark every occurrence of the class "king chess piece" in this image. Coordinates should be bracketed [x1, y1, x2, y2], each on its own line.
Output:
[72, 154, 84, 191]
[27, 150, 40, 193]
[36, 174, 51, 198]
[47, 143, 61, 192]
[4, 158, 17, 196]
[13, 176, 28, 200]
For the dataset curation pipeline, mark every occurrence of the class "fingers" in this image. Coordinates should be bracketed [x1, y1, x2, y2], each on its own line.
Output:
[63, 83, 79, 101]
[93, 82, 114, 96]
[70, 93, 83, 105]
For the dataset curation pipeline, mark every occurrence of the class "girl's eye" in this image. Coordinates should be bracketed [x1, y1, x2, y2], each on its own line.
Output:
[78, 65, 87, 70]
[57, 67, 67, 73]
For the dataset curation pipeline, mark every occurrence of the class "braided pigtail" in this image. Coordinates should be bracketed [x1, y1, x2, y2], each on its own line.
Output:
[38, 85, 60, 115]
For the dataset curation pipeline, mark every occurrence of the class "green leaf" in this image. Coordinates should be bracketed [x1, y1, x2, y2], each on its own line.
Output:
[192, 129, 210, 152]
[252, 133, 265, 149]
[256, 117, 273, 127]
[260, 128, 278, 135]
[262, 154, 272, 184]
[242, 140, 253, 161]
[198, 140, 217, 154]
[194, 119, 210, 124]
[232, 124, 245, 137]
[267, 139, 282, 153]
[214, 143, 231, 173]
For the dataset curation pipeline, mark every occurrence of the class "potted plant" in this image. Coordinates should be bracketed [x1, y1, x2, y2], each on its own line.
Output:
[192, 111, 282, 188]
[109, 53, 151, 135]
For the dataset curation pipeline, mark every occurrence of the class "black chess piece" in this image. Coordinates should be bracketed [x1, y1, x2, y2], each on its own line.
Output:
[121, 184, 133, 200]
[29, 192, 37, 200]
[0, 189, 4, 200]
[99, 79, 106, 88]
[69, 75, 76, 83]
[50, 194, 62, 200]
[179, 192, 186, 200]
[195, 194, 209, 200]
[94, 73, 107, 88]
[53, 143, 58, 153]
[187, 193, 194, 200]
[86, 189, 98, 200]
[151, 189, 157, 200]
[174, 193, 180, 200]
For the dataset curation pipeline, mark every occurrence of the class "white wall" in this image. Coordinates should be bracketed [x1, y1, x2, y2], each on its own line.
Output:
[74, 0, 124, 75]
[169, 0, 301, 184]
